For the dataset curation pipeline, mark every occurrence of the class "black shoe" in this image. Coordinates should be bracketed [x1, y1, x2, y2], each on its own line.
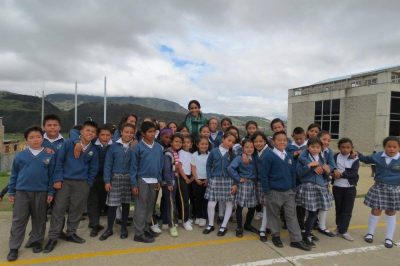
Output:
[364, 234, 374, 243]
[90, 225, 104, 237]
[32, 242, 43, 253]
[43, 239, 57, 253]
[99, 230, 113, 241]
[7, 249, 18, 262]
[120, 227, 128, 239]
[203, 225, 215, 234]
[384, 239, 396, 248]
[310, 232, 320, 242]
[217, 227, 228, 236]
[318, 228, 335, 237]
[134, 234, 154, 243]
[259, 231, 267, 242]
[271, 236, 283, 248]
[66, 234, 86, 244]
[145, 230, 160, 238]
[244, 225, 259, 234]
[303, 235, 316, 247]
[236, 228, 243, 238]
[290, 241, 312, 251]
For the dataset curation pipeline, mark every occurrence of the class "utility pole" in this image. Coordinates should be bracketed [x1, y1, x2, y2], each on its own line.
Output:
[74, 81, 78, 125]
[104, 76, 107, 124]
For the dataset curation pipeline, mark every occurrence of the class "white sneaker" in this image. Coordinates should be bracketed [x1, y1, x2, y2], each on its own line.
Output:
[162, 224, 169, 230]
[194, 218, 201, 225]
[341, 232, 354, 241]
[254, 212, 262, 220]
[199, 218, 207, 227]
[151, 224, 162, 234]
[183, 220, 193, 231]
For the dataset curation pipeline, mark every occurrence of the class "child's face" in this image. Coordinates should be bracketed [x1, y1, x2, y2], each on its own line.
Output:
[308, 143, 322, 155]
[320, 134, 331, 149]
[339, 142, 353, 156]
[221, 135, 235, 149]
[127, 116, 137, 126]
[180, 127, 189, 136]
[272, 122, 285, 133]
[197, 139, 209, 153]
[158, 121, 166, 130]
[208, 119, 218, 132]
[168, 123, 177, 133]
[171, 137, 183, 151]
[293, 133, 306, 146]
[182, 138, 192, 151]
[246, 124, 257, 136]
[243, 142, 255, 156]
[253, 135, 266, 151]
[26, 131, 43, 149]
[142, 128, 156, 143]
[189, 103, 200, 117]
[98, 129, 112, 145]
[229, 129, 239, 140]
[121, 126, 135, 143]
[160, 134, 172, 146]
[200, 127, 211, 138]
[43, 120, 61, 138]
[384, 140, 400, 157]
[273, 134, 288, 151]
[307, 127, 320, 139]
[80, 125, 97, 143]
[221, 121, 232, 131]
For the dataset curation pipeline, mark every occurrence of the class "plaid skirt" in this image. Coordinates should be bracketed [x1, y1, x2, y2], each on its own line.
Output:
[236, 180, 257, 208]
[106, 173, 132, 206]
[205, 177, 235, 202]
[296, 182, 333, 211]
[364, 182, 400, 210]
[256, 180, 266, 205]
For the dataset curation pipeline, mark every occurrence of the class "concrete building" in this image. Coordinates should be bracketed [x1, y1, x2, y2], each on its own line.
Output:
[0, 117, 24, 172]
[288, 66, 400, 153]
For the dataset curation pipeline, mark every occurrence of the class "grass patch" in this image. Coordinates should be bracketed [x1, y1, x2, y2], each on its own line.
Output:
[4, 133, 25, 142]
[0, 172, 12, 211]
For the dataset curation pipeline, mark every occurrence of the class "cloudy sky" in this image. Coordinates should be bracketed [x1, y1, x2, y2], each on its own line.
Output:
[1, 0, 400, 118]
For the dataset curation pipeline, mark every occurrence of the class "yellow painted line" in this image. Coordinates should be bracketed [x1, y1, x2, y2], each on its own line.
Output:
[1, 221, 399, 265]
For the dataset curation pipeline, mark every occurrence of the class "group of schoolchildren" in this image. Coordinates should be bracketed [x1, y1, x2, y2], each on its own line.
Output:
[4, 101, 400, 262]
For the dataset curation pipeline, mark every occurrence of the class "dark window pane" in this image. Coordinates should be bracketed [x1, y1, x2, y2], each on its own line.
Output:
[392, 91, 400, 97]
[323, 115, 331, 121]
[389, 121, 400, 136]
[315, 101, 322, 116]
[331, 121, 339, 134]
[314, 116, 321, 122]
[331, 134, 339, 139]
[391, 97, 400, 114]
[323, 100, 331, 115]
[322, 121, 330, 131]
[331, 99, 340, 114]
[390, 114, 400, 121]
[331, 115, 340, 121]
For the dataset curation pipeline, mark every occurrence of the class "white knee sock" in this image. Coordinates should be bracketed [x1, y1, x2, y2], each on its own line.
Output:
[221, 201, 233, 228]
[260, 206, 267, 232]
[318, 210, 328, 230]
[367, 214, 381, 235]
[207, 201, 217, 226]
[385, 215, 396, 240]
[219, 201, 226, 218]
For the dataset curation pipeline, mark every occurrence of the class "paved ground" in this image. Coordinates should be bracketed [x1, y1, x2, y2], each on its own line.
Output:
[0, 166, 399, 266]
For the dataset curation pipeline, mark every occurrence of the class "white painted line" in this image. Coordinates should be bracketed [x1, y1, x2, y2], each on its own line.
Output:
[232, 242, 400, 266]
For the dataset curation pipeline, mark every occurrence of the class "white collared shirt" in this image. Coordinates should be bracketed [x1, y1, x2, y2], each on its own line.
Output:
[95, 138, 113, 148]
[273, 148, 287, 161]
[381, 152, 400, 165]
[310, 153, 320, 162]
[44, 133, 63, 143]
[116, 138, 130, 149]
[334, 153, 358, 188]
[258, 144, 269, 157]
[219, 145, 229, 156]
[292, 141, 307, 150]
[29, 147, 44, 156]
[210, 131, 218, 140]
[142, 139, 155, 149]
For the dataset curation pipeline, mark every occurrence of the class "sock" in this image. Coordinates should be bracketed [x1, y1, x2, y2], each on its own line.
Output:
[318, 210, 328, 230]
[221, 201, 233, 228]
[385, 215, 396, 240]
[367, 214, 381, 235]
[260, 206, 267, 232]
[207, 201, 217, 226]
[107, 206, 118, 232]
[236, 205, 243, 228]
[121, 203, 130, 229]
[218, 201, 226, 218]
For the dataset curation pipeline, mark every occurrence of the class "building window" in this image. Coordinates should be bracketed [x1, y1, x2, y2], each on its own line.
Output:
[365, 78, 377, 85]
[314, 99, 340, 139]
[391, 74, 400, 83]
[390, 91, 400, 136]
[351, 80, 361, 87]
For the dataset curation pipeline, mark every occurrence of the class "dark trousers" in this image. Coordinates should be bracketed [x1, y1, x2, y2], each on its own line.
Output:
[87, 175, 106, 227]
[236, 205, 256, 229]
[304, 210, 318, 237]
[161, 184, 177, 226]
[296, 206, 306, 230]
[9, 191, 47, 249]
[333, 186, 356, 234]
[175, 175, 190, 222]
[193, 182, 207, 219]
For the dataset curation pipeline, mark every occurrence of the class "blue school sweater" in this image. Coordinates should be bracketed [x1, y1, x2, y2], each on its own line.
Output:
[206, 147, 233, 179]
[130, 140, 164, 187]
[103, 142, 133, 184]
[323, 148, 337, 173]
[162, 150, 176, 186]
[254, 146, 271, 181]
[359, 151, 400, 186]
[258, 149, 296, 194]
[209, 131, 223, 148]
[53, 139, 99, 186]
[296, 150, 329, 187]
[94, 141, 111, 176]
[227, 155, 257, 184]
[8, 149, 56, 195]
[42, 136, 64, 152]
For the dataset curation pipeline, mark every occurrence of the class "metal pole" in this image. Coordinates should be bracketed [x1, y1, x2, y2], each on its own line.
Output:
[41, 90, 44, 126]
[104, 76, 107, 124]
[74, 81, 78, 125]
